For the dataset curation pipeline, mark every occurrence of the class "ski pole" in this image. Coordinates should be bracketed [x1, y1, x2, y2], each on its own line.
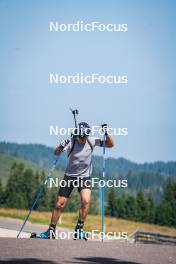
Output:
[17, 139, 69, 238]
[70, 108, 78, 128]
[101, 124, 107, 241]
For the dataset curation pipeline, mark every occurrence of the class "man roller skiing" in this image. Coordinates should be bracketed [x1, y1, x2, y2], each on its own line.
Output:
[42, 122, 114, 239]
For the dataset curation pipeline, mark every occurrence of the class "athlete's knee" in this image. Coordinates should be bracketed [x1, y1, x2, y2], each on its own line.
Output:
[55, 197, 67, 210]
[81, 197, 90, 208]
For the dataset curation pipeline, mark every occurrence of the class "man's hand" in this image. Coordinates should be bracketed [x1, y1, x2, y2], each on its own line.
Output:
[99, 124, 114, 148]
[54, 139, 70, 155]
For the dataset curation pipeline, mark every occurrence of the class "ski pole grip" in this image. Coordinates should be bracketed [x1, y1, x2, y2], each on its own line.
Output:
[101, 124, 108, 136]
[60, 139, 70, 150]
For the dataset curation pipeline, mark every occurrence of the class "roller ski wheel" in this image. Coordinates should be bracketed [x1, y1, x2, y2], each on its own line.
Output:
[30, 232, 37, 238]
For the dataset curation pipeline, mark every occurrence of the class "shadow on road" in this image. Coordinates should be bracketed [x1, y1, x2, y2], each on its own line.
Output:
[0, 260, 56, 264]
[0, 257, 141, 264]
[66, 257, 141, 264]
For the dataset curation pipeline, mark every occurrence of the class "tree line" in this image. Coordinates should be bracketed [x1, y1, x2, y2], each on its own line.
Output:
[0, 162, 96, 213]
[0, 162, 175, 227]
[106, 180, 176, 227]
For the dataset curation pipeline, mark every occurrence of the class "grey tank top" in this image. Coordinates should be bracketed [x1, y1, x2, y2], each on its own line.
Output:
[65, 137, 98, 177]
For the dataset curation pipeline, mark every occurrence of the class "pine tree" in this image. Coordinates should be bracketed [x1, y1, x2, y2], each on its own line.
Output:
[136, 190, 150, 222]
[163, 179, 174, 202]
[170, 200, 176, 226]
[105, 188, 117, 217]
[37, 171, 50, 211]
[0, 179, 4, 207]
[116, 193, 126, 218]
[156, 180, 176, 227]
[22, 168, 38, 208]
[147, 192, 155, 223]
[5, 163, 28, 209]
[123, 194, 137, 220]
[155, 202, 172, 226]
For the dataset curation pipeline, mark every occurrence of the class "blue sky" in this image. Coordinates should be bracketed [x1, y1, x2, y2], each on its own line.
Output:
[0, 0, 176, 163]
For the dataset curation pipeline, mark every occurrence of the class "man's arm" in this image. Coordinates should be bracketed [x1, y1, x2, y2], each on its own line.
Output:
[99, 134, 114, 148]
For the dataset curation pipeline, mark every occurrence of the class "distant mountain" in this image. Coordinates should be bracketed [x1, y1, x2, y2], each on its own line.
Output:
[0, 142, 175, 200]
[0, 142, 67, 171]
[0, 142, 176, 176]
[94, 156, 176, 176]
[0, 153, 63, 186]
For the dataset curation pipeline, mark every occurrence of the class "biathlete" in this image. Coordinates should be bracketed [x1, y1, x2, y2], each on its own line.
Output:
[41, 122, 114, 239]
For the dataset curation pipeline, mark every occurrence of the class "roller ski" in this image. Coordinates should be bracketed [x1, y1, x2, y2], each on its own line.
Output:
[30, 227, 56, 239]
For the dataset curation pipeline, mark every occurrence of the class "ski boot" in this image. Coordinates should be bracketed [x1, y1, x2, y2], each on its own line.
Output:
[30, 227, 56, 239]
[73, 229, 88, 240]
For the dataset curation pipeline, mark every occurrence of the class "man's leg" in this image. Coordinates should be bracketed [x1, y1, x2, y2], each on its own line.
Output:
[50, 175, 73, 227]
[41, 175, 73, 239]
[75, 189, 91, 232]
[39, 196, 68, 239]
[45, 196, 67, 237]
[50, 196, 68, 226]
[79, 189, 91, 221]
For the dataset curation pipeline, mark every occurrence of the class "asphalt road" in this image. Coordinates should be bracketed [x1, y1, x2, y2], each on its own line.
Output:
[0, 218, 175, 264]
[0, 238, 176, 264]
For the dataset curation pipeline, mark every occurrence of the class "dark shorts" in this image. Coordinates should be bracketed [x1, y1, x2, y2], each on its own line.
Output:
[58, 175, 92, 198]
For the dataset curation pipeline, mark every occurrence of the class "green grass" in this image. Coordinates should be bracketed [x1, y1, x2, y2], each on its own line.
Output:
[0, 208, 176, 236]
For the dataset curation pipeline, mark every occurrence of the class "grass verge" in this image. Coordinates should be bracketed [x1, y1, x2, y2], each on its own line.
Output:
[0, 208, 176, 236]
